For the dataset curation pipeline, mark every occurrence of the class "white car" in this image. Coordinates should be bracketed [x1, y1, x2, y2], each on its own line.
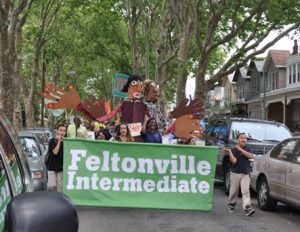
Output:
[250, 137, 300, 210]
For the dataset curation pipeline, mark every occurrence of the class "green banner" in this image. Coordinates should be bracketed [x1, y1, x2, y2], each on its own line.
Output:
[63, 139, 218, 211]
[0, 175, 12, 231]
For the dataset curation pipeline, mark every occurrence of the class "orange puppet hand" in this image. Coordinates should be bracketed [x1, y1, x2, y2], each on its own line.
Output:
[81, 96, 111, 119]
[170, 98, 204, 119]
[42, 82, 81, 110]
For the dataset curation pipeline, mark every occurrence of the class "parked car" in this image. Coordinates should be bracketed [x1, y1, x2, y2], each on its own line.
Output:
[250, 137, 300, 211]
[18, 131, 48, 191]
[204, 117, 293, 194]
[22, 127, 54, 149]
[0, 113, 78, 231]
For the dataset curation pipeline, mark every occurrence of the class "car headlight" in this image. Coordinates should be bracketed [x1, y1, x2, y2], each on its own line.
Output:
[32, 171, 45, 179]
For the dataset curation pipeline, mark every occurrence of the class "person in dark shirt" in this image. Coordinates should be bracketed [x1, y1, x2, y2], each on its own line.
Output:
[223, 133, 255, 216]
[46, 124, 66, 192]
[142, 117, 162, 143]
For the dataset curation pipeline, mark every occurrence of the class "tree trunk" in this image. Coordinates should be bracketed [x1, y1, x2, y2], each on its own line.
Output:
[172, 0, 194, 105]
[144, 13, 150, 79]
[41, 57, 46, 127]
[129, 5, 139, 74]
[175, 28, 189, 105]
[0, 2, 15, 122]
[157, 66, 169, 117]
[195, 55, 209, 102]
[25, 44, 41, 127]
[13, 26, 25, 129]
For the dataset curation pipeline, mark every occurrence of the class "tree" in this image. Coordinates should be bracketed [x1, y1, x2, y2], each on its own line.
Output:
[0, 0, 32, 123]
[22, 0, 63, 127]
[193, 0, 300, 101]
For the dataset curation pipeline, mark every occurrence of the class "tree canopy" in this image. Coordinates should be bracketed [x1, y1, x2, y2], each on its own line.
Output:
[0, 0, 299, 126]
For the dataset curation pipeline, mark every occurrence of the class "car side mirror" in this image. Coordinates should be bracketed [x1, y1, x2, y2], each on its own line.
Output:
[4, 191, 78, 232]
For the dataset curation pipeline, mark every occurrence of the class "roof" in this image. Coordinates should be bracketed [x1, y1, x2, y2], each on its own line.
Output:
[247, 59, 265, 75]
[232, 67, 250, 82]
[268, 50, 290, 67]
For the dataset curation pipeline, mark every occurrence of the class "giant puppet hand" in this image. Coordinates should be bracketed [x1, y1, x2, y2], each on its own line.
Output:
[170, 98, 204, 119]
[174, 114, 204, 139]
[81, 96, 112, 119]
[43, 82, 81, 110]
[43, 82, 117, 122]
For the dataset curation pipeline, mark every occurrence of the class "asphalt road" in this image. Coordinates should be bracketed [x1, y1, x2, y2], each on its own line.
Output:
[77, 183, 300, 232]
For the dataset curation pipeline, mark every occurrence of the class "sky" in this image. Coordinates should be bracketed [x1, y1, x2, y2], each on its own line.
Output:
[185, 31, 296, 98]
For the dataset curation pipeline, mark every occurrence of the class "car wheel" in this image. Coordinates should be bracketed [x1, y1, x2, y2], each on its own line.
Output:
[257, 177, 277, 211]
[224, 165, 231, 195]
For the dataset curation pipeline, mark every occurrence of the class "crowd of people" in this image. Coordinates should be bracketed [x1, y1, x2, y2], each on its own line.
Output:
[62, 115, 199, 145]
[46, 115, 200, 193]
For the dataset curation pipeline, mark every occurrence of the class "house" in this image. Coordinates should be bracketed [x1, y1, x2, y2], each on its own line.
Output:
[206, 75, 236, 117]
[232, 67, 250, 116]
[261, 50, 290, 123]
[246, 59, 265, 118]
[222, 74, 237, 104]
[228, 44, 300, 133]
[285, 48, 300, 131]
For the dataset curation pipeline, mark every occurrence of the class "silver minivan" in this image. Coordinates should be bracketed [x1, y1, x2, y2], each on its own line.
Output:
[0, 113, 78, 231]
[251, 137, 300, 210]
[0, 113, 33, 230]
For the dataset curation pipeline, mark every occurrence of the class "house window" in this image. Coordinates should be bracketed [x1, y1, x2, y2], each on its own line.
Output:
[268, 73, 272, 91]
[276, 72, 279, 89]
[298, 63, 300, 82]
[271, 73, 276, 90]
[293, 64, 296, 83]
[257, 75, 260, 93]
[251, 76, 258, 96]
[269, 71, 278, 90]
[289, 66, 292, 84]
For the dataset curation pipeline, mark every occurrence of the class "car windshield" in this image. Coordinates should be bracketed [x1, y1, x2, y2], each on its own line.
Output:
[19, 137, 41, 157]
[230, 121, 292, 142]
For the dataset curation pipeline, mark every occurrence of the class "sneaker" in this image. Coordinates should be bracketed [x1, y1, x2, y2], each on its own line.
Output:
[245, 207, 255, 216]
[228, 204, 235, 213]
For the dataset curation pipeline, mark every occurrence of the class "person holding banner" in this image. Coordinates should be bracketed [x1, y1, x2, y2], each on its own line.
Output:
[142, 117, 162, 143]
[110, 123, 134, 142]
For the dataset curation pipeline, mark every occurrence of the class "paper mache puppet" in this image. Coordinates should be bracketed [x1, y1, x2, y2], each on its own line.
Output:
[167, 98, 205, 139]
[143, 79, 204, 139]
[43, 76, 204, 140]
[43, 75, 147, 141]
[143, 79, 169, 131]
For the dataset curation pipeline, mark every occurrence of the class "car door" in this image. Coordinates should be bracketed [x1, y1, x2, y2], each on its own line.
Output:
[266, 138, 298, 200]
[0, 124, 24, 195]
[205, 121, 229, 178]
[285, 138, 300, 207]
[0, 147, 14, 231]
